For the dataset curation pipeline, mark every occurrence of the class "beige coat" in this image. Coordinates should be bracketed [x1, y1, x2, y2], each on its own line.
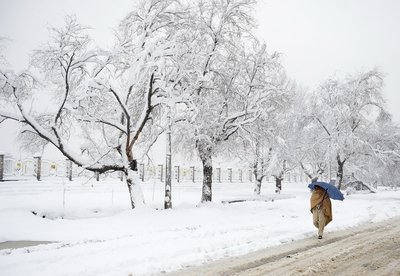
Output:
[310, 187, 332, 225]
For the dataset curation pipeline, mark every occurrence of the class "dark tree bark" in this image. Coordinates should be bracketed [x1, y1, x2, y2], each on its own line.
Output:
[274, 160, 287, 194]
[126, 175, 136, 209]
[275, 176, 282, 194]
[197, 140, 213, 203]
[201, 160, 213, 202]
[253, 162, 264, 195]
[254, 177, 263, 195]
[336, 155, 346, 190]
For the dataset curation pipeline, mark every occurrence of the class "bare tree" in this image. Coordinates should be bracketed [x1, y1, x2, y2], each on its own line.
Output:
[0, 1, 183, 209]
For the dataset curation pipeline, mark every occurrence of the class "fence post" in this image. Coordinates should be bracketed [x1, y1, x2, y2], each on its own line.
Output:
[228, 168, 232, 183]
[95, 172, 100, 181]
[239, 169, 242, 182]
[0, 154, 4, 181]
[34, 156, 42, 181]
[175, 165, 180, 183]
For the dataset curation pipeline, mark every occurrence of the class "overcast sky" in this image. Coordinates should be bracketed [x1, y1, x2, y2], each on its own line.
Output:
[1, 0, 399, 122]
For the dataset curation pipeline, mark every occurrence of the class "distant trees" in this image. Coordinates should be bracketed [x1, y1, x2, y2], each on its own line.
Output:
[350, 110, 400, 187]
[235, 75, 294, 195]
[241, 49, 297, 195]
[302, 69, 400, 189]
[293, 91, 332, 183]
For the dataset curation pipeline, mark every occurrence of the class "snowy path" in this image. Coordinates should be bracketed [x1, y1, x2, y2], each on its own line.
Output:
[167, 217, 400, 275]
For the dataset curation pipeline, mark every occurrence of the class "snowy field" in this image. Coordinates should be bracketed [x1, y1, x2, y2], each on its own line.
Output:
[0, 177, 399, 276]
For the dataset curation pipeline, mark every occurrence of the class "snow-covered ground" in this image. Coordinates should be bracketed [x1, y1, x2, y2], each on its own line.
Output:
[0, 177, 399, 276]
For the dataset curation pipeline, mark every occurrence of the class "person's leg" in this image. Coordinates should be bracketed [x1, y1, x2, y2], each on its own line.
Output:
[317, 208, 326, 238]
[312, 208, 319, 229]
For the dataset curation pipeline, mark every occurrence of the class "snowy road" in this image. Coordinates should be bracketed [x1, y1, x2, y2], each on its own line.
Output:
[167, 217, 400, 275]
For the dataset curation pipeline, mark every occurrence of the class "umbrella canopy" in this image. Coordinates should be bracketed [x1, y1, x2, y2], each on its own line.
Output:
[308, 181, 345, 201]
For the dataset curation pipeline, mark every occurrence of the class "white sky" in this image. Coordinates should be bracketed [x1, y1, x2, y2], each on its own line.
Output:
[0, 0, 399, 121]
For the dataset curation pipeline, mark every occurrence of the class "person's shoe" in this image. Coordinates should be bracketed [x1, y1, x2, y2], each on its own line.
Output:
[318, 235, 322, 239]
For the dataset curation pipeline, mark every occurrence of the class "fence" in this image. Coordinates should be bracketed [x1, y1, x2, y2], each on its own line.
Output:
[0, 155, 120, 181]
[138, 164, 256, 183]
[0, 154, 310, 183]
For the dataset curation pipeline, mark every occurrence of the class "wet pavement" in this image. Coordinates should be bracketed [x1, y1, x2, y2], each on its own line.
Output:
[0, 241, 54, 250]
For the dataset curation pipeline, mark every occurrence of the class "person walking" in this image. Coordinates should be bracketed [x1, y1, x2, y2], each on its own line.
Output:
[310, 185, 332, 239]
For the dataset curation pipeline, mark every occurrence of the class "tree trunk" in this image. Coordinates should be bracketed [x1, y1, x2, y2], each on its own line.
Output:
[125, 161, 145, 209]
[164, 108, 172, 209]
[253, 162, 264, 195]
[201, 160, 213, 202]
[197, 141, 213, 203]
[275, 177, 282, 194]
[254, 177, 263, 195]
[336, 155, 345, 190]
[275, 160, 287, 193]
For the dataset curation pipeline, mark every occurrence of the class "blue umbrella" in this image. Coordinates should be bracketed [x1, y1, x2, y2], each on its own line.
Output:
[308, 181, 345, 201]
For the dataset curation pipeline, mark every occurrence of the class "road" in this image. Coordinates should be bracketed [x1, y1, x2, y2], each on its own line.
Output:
[0, 241, 54, 250]
[167, 217, 400, 276]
